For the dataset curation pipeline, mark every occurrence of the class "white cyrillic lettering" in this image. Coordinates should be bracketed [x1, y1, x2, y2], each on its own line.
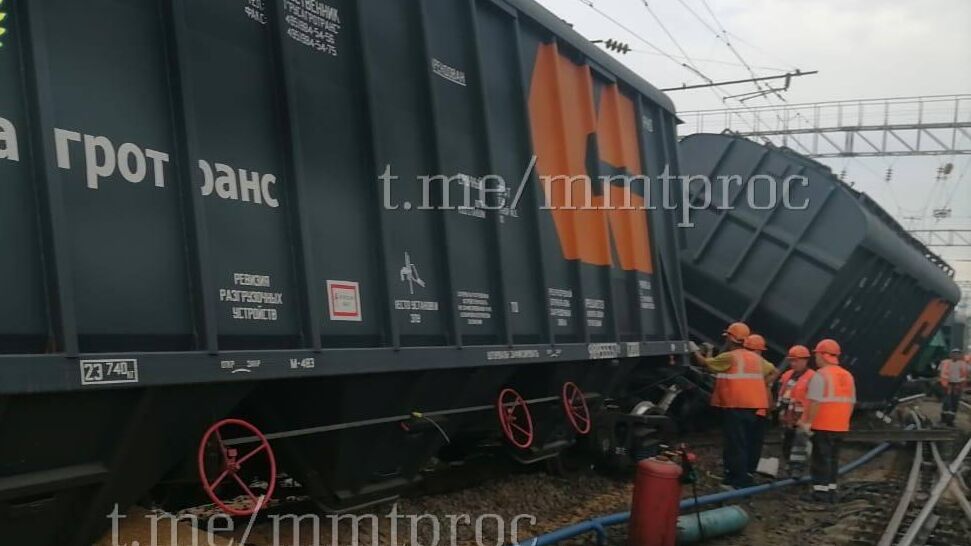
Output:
[199, 159, 214, 196]
[215, 163, 239, 200]
[238, 168, 262, 204]
[145, 149, 169, 188]
[261, 174, 278, 208]
[53, 129, 170, 191]
[83, 134, 116, 189]
[117, 142, 147, 183]
[198, 157, 278, 208]
[0, 117, 19, 162]
[54, 128, 82, 169]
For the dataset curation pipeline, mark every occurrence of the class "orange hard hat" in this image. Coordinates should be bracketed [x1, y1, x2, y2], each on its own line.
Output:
[814, 339, 841, 365]
[723, 322, 750, 343]
[787, 345, 811, 359]
[743, 334, 766, 351]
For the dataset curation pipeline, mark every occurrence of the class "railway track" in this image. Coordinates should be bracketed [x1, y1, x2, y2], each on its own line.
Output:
[113, 407, 971, 546]
[856, 411, 971, 546]
[683, 408, 971, 546]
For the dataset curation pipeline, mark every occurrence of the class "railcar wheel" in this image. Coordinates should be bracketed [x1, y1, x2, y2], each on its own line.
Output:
[561, 382, 592, 435]
[496, 388, 534, 449]
[197, 418, 277, 516]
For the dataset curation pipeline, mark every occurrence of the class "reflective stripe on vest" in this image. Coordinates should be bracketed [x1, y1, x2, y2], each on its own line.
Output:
[940, 359, 969, 385]
[710, 349, 769, 409]
[780, 368, 815, 424]
[780, 369, 814, 405]
[811, 365, 855, 432]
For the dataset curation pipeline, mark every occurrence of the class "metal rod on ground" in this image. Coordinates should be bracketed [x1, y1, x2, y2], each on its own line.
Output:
[877, 411, 925, 546]
[930, 440, 971, 522]
[221, 394, 581, 445]
[897, 393, 926, 404]
[897, 436, 971, 546]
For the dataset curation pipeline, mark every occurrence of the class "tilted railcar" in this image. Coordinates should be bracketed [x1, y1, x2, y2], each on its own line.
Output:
[677, 133, 961, 405]
[0, 0, 689, 543]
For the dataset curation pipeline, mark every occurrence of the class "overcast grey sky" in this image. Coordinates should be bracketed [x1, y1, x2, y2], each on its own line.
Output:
[536, 0, 971, 304]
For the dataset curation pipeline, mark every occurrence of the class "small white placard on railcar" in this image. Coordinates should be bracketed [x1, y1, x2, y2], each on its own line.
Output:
[327, 280, 362, 322]
[80, 359, 139, 386]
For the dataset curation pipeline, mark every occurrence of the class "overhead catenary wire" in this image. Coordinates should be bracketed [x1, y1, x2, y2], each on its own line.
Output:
[628, 47, 788, 72]
[571, 0, 775, 138]
[638, 1, 710, 82]
[723, 29, 801, 71]
[936, 155, 971, 220]
[693, 0, 801, 73]
[909, 157, 970, 228]
[691, 0, 785, 102]
[573, 0, 700, 75]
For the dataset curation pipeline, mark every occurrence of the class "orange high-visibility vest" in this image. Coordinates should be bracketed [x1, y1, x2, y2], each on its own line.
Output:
[779, 368, 815, 425]
[780, 369, 815, 410]
[810, 365, 855, 432]
[711, 349, 769, 409]
[939, 359, 969, 387]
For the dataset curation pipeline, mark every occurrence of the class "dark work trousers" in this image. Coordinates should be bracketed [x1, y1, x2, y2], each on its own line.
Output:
[941, 384, 963, 424]
[810, 430, 844, 500]
[748, 415, 767, 474]
[782, 427, 810, 475]
[781, 427, 794, 462]
[722, 408, 757, 488]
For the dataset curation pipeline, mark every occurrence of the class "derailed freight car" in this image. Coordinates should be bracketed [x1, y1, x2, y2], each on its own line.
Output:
[677, 133, 961, 405]
[0, 0, 688, 542]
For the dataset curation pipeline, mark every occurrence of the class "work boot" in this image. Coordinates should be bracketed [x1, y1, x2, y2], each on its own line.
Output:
[798, 491, 829, 504]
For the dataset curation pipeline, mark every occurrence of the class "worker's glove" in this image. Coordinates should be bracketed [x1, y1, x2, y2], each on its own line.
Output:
[688, 341, 700, 353]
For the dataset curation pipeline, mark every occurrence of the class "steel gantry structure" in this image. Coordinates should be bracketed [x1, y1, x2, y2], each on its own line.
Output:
[678, 94, 971, 158]
[909, 229, 971, 248]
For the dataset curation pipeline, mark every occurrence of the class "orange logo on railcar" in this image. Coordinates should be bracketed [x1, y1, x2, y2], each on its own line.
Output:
[879, 298, 951, 377]
[528, 42, 653, 274]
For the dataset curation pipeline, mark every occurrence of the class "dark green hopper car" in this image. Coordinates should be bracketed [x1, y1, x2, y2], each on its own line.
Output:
[0, 0, 691, 543]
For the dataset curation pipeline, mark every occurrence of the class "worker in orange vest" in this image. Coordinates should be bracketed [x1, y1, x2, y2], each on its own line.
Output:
[691, 322, 768, 489]
[741, 334, 778, 477]
[777, 345, 815, 476]
[798, 339, 855, 503]
[938, 348, 968, 426]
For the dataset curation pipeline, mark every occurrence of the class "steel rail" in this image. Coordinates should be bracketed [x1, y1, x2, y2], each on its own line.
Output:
[876, 411, 925, 546]
[897, 436, 971, 546]
[929, 440, 971, 522]
[842, 428, 958, 443]
[896, 393, 927, 404]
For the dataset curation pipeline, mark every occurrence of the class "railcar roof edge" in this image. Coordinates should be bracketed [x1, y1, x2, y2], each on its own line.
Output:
[504, 0, 678, 116]
[681, 132, 962, 304]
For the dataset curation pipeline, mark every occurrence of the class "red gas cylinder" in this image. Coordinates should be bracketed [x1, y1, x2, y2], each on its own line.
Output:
[628, 456, 683, 546]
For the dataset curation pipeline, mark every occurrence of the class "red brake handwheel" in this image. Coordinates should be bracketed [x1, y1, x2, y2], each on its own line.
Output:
[496, 387, 534, 449]
[562, 381, 592, 435]
[197, 418, 277, 516]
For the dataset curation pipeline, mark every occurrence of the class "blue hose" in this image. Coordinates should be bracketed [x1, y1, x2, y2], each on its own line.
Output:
[514, 440, 893, 546]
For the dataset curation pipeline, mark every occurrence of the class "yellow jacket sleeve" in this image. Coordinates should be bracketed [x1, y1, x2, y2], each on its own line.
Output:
[702, 351, 735, 373]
